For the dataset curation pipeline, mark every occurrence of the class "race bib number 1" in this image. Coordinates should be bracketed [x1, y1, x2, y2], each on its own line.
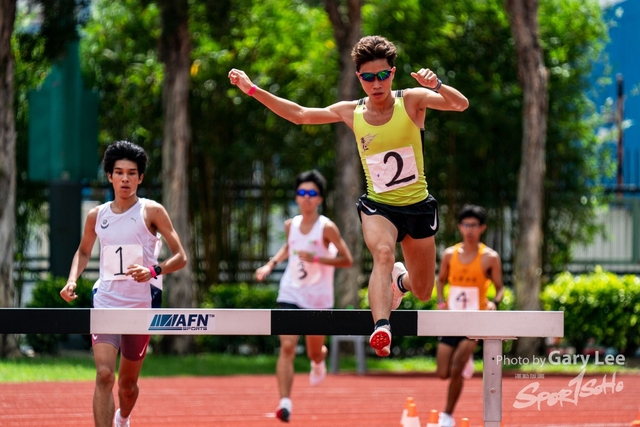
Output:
[365, 146, 418, 194]
[102, 244, 143, 281]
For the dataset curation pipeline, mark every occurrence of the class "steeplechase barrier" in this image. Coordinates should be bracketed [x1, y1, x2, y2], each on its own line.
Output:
[0, 308, 563, 427]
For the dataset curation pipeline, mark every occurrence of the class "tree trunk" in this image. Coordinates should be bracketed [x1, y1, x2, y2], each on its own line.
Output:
[505, 0, 549, 357]
[323, 0, 363, 308]
[0, 0, 20, 357]
[158, 0, 195, 354]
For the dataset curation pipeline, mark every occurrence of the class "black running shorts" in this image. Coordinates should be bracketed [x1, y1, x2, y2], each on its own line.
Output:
[438, 336, 469, 348]
[356, 193, 439, 242]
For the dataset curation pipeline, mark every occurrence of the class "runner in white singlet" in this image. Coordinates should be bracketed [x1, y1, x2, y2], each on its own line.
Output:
[255, 170, 353, 423]
[60, 141, 187, 427]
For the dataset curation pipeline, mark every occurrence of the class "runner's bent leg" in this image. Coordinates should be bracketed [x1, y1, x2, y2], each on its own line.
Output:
[305, 335, 327, 363]
[117, 355, 145, 418]
[306, 335, 328, 386]
[436, 342, 455, 380]
[445, 339, 478, 414]
[399, 235, 436, 301]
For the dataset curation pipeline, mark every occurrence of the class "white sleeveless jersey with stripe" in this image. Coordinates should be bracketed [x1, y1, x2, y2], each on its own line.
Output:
[93, 198, 162, 309]
[277, 215, 338, 309]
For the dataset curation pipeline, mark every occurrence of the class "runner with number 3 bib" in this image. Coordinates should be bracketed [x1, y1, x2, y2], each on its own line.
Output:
[60, 141, 187, 427]
[255, 170, 353, 422]
[230, 35, 468, 357]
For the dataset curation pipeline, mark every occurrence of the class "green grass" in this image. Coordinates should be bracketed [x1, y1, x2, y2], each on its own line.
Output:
[1, 352, 638, 383]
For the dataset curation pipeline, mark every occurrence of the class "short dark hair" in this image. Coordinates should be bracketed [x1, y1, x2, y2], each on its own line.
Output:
[295, 169, 326, 197]
[457, 204, 487, 225]
[351, 35, 397, 72]
[103, 141, 148, 175]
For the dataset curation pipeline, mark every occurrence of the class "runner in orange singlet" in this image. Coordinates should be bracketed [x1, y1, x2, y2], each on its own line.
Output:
[435, 204, 504, 427]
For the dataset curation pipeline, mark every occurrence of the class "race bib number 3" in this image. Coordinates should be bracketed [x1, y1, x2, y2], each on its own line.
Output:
[103, 244, 143, 281]
[366, 146, 418, 194]
[291, 258, 321, 288]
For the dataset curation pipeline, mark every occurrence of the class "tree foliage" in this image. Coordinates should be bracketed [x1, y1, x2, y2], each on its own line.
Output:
[364, 0, 610, 275]
[10, 0, 612, 309]
[12, 9, 51, 307]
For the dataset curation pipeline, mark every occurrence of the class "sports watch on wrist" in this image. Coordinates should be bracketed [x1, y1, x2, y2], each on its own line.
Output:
[153, 265, 162, 276]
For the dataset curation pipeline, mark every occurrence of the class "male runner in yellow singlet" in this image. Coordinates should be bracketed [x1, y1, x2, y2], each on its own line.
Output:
[229, 35, 468, 357]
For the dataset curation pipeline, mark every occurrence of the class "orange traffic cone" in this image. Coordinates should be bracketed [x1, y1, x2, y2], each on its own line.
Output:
[403, 403, 421, 427]
[426, 409, 439, 427]
[460, 418, 470, 427]
[631, 410, 640, 426]
[399, 397, 415, 426]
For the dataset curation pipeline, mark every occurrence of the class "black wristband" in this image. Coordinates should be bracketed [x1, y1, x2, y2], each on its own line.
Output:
[429, 78, 442, 93]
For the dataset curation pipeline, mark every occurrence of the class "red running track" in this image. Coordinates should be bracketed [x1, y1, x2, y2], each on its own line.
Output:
[1, 371, 639, 426]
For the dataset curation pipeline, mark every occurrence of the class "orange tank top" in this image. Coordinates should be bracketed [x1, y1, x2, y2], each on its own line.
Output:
[447, 243, 490, 310]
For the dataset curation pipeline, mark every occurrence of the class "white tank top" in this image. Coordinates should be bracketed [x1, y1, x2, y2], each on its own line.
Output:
[277, 215, 337, 309]
[93, 198, 162, 308]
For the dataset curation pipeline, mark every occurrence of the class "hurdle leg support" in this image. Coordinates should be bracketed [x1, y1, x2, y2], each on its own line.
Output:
[481, 338, 511, 427]
[468, 335, 516, 426]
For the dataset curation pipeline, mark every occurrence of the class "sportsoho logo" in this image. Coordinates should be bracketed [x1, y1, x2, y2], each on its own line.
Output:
[148, 313, 214, 331]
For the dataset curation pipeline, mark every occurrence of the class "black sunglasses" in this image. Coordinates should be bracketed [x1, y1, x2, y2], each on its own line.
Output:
[358, 69, 393, 82]
[296, 189, 319, 197]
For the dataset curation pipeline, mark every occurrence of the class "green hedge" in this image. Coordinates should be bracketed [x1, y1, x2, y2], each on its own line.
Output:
[26, 276, 94, 354]
[198, 283, 280, 354]
[541, 266, 640, 355]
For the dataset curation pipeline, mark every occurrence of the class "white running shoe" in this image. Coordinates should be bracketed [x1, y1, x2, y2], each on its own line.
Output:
[276, 398, 292, 423]
[369, 324, 391, 357]
[309, 359, 326, 386]
[391, 262, 407, 310]
[462, 355, 474, 379]
[114, 409, 130, 427]
[439, 411, 455, 427]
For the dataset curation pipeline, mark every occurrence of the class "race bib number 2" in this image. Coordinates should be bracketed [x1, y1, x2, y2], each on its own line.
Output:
[366, 146, 418, 194]
[102, 244, 143, 281]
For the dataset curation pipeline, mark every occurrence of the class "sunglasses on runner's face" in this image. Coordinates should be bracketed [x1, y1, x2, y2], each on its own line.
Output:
[358, 69, 393, 82]
[297, 189, 319, 197]
[460, 222, 481, 230]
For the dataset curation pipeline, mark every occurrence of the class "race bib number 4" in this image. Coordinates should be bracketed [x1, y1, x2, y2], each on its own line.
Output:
[365, 146, 418, 194]
[102, 244, 143, 280]
[448, 285, 480, 310]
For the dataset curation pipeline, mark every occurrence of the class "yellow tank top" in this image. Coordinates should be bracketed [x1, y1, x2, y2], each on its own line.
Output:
[353, 90, 428, 206]
[447, 243, 490, 310]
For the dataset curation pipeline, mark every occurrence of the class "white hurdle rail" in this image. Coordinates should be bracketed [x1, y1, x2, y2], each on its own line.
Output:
[0, 308, 563, 427]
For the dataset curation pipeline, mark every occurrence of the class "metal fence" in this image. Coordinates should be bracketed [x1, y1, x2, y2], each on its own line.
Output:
[14, 198, 640, 307]
[569, 197, 640, 274]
